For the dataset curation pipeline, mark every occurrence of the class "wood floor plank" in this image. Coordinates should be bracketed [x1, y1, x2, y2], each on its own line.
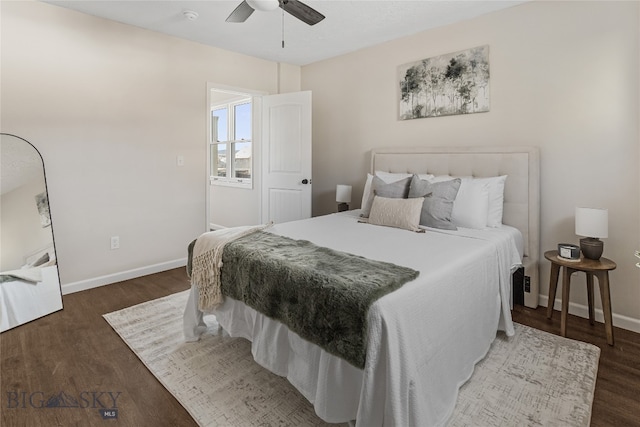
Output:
[1, 268, 638, 426]
[1, 268, 197, 427]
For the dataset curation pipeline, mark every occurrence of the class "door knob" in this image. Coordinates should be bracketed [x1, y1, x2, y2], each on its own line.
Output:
[301, 179, 309, 184]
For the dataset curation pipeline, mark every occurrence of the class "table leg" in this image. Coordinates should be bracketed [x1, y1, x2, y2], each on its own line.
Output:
[596, 271, 615, 346]
[547, 262, 561, 319]
[561, 267, 573, 337]
[586, 272, 595, 325]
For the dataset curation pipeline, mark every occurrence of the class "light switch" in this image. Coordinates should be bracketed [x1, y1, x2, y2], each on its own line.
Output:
[177, 155, 184, 167]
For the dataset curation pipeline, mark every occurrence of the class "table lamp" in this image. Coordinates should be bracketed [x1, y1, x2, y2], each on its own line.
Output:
[336, 185, 352, 212]
[575, 207, 608, 260]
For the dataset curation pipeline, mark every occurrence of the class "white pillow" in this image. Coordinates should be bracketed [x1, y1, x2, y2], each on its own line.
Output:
[432, 175, 507, 228]
[367, 196, 424, 232]
[375, 171, 413, 183]
[417, 173, 436, 181]
[451, 178, 490, 229]
[475, 175, 507, 227]
[361, 173, 374, 209]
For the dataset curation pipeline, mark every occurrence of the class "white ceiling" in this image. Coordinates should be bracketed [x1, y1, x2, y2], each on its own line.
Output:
[44, 1, 527, 66]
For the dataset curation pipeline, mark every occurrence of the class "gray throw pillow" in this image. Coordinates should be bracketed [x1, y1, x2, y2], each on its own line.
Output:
[408, 175, 461, 230]
[360, 175, 411, 218]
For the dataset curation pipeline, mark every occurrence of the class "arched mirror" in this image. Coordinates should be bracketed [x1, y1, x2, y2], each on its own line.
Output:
[1, 133, 63, 332]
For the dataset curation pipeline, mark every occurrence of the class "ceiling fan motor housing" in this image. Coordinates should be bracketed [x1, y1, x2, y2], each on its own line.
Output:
[246, 0, 280, 12]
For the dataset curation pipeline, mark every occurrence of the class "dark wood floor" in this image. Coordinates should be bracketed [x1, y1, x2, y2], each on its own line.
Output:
[1, 268, 639, 426]
[0, 268, 197, 427]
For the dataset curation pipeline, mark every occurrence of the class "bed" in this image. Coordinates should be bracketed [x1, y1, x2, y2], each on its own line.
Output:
[0, 244, 62, 332]
[184, 146, 540, 426]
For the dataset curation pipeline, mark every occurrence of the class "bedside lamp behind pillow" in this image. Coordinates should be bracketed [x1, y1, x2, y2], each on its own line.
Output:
[336, 185, 352, 212]
[575, 207, 608, 260]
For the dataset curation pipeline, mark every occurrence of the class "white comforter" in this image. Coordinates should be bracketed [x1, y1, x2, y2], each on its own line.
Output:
[184, 211, 522, 426]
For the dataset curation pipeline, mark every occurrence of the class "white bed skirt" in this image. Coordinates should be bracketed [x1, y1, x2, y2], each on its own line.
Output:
[184, 283, 363, 423]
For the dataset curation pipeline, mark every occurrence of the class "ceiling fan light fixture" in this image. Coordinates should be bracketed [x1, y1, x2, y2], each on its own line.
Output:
[246, 0, 280, 12]
[227, 0, 323, 25]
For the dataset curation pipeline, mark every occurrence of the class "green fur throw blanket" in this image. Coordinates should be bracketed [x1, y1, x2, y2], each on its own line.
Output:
[220, 231, 419, 369]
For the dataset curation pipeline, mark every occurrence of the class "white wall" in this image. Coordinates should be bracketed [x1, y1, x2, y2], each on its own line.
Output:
[1, 1, 300, 290]
[302, 1, 640, 329]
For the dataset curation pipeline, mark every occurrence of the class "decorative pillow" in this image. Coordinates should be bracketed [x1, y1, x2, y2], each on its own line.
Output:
[361, 173, 405, 212]
[360, 176, 412, 218]
[367, 196, 424, 232]
[361, 172, 436, 211]
[451, 178, 491, 229]
[408, 175, 461, 230]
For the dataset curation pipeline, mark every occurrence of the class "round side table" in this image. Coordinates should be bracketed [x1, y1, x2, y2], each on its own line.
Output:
[544, 250, 616, 345]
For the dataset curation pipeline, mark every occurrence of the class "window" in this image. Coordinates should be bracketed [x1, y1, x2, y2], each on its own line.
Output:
[210, 98, 252, 187]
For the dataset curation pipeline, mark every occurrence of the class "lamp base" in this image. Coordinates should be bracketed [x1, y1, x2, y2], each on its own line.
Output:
[337, 202, 349, 212]
[580, 237, 603, 260]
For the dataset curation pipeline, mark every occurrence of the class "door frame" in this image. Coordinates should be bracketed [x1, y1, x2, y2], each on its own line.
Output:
[205, 82, 267, 232]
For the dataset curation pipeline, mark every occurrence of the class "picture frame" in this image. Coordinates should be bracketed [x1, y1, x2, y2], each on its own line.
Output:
[398, 45, 490, 120]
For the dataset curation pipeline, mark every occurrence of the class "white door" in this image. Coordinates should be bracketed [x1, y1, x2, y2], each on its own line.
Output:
[261, 91, 312, 224]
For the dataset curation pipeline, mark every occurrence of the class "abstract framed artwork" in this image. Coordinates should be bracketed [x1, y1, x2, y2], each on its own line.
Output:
[398, 45, 490, 120]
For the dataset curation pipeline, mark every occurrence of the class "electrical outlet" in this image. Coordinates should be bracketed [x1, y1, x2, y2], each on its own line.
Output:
[524, 276, 531, 293]
[110, 236, 120, 250]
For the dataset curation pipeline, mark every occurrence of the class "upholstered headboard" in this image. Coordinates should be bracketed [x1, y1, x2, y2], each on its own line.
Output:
[371, 146, 540, 308]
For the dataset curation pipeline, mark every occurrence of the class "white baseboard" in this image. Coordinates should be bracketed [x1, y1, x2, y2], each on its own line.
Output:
[539, 295, 640, 335]
[61, 258, 187, 295]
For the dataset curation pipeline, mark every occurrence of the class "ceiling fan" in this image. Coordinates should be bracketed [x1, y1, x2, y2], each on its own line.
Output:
[226, 0, 325, 26]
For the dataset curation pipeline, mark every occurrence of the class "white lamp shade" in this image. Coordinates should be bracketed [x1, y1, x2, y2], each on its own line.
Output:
[336, 185, 352, 203]
[575, 207, 608, 238]
[246, 0, 280, 11]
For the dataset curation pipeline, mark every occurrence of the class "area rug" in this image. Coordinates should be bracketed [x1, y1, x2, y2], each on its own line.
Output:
[103, 291, 600, 427]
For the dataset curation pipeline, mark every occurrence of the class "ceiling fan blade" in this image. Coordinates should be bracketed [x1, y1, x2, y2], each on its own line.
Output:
[279, 0, 325, 26]
[226, 0, 255, 23]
